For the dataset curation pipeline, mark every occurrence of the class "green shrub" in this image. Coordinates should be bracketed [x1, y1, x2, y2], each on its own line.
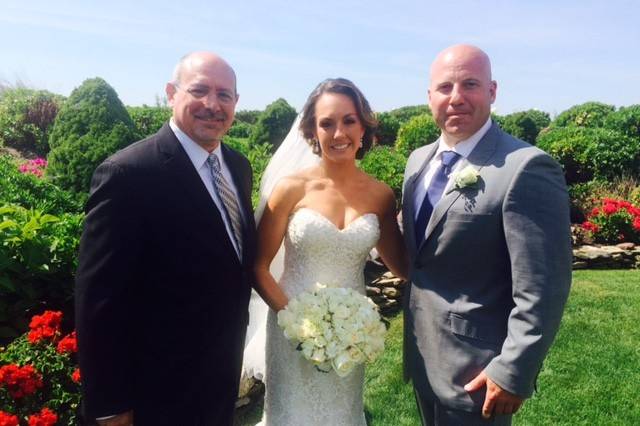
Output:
[47, 78, 138, 193]
[247, 142, 273, 208]
[395, 114, 440, 157]
[249, 98, 297, 151]
[223, 136, 250, 156]
[497, 109, 550, 144]
[604, 104, 640, 142]
[388, 105, 430, 125]
[234, 109, 262, 125]
[0, 155, 83, 215]
[536, 127, 640, 184]
[360, 146, 407, 203]
[127, 105, 171, 138]
[0, 204, 82, 341]
[552, 102, 615, 128]
[228, 121, 253, 139]
[374, 112, 401, 146]
[0, 88, 64, 155]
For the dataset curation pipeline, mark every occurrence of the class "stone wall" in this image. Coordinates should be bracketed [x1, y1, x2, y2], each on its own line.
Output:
[573, 243, 640, 269]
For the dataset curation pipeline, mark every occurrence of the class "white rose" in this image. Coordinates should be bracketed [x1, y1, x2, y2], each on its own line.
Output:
[332, 350, 356, 377]
[453, 165, 480, 189]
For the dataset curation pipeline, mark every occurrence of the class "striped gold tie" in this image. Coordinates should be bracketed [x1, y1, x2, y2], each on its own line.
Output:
[207, 153, 243, 259]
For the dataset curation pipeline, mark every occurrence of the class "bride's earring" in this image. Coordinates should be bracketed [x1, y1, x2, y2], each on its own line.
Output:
[312, 139, 321, 155]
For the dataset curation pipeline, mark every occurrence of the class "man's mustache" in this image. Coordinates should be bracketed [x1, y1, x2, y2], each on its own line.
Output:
[195, 110, 227, 121]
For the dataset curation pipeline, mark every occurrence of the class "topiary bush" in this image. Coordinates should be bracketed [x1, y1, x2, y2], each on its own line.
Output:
[374, 112, 401, 146]
[551, 101, 615, 129]
[360, 146, 407, 203]
[46, 78, 138, 193]
[395, 114, 440, 157]
[127, 105, 171, 138]
[0, 88, 64, 156]
[536, 127, 640, 185]
[248, 98, 297, 151]
[497, 109, 550, 145]
[0, 155, 83, 215]
[604, 104, 640, 142]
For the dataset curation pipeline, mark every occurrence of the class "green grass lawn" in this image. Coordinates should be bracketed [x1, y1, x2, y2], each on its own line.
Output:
[235, 270, 640, 425]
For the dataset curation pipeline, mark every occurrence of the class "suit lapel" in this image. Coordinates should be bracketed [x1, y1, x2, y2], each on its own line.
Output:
[156, 124, 240, 265]
[403, 143, 439, 254]
[419, 123, 501, 251]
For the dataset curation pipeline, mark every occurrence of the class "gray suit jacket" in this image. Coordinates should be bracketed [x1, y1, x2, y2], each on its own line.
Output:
[402, 122, 571, 411]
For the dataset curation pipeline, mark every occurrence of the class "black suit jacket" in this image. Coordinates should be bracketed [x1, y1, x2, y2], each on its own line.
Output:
[75, 124, 256, 425]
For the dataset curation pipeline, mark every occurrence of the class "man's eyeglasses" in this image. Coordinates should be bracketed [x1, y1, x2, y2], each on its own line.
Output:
[173, 83, 236, 105]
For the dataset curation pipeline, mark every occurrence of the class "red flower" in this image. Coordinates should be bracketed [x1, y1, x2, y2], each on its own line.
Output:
[581, 221, 599, 233]
[634, 217, 640, 231]
[28, 311, 62, 344]
[0, 364, 43, 399]
[71, 368, 81, 384]
[590, 207, 600, 216]
[602, 203, 618, 215]
[0, 411, 19, 426]
[28, 408, 58, 426]
[56, 331, 77, 354]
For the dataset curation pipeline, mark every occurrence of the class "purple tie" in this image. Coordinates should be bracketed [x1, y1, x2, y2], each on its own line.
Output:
[414, 151, 461, 245]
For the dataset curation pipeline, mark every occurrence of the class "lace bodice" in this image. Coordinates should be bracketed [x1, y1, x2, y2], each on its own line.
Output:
[260, 207, 380, 426]
[279, 208, 380, 299]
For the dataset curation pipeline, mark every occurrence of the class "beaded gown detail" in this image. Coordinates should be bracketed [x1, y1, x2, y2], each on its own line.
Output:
[260, 208, 380, 426]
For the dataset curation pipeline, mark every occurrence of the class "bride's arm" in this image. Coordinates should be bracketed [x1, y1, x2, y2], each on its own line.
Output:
[253, 178, 303, 312]
[375, 185, 409, 280]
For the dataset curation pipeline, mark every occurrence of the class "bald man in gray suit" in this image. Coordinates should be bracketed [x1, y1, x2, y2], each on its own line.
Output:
[402, 45, 572, 425]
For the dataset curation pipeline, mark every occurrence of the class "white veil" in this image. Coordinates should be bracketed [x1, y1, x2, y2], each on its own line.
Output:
[241, 114, 321, 382]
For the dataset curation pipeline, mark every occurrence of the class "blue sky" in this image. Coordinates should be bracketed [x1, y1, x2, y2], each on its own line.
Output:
[1, 1, 638, 117]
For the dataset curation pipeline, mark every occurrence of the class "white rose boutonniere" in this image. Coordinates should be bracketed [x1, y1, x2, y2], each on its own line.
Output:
[450, 165, 480, 192]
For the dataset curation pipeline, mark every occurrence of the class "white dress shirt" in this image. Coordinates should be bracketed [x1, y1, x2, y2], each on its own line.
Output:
[170, 119, 244, 259]
[413, 117, 492, 219]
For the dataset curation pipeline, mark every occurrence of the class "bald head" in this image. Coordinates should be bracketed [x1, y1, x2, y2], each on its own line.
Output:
[428, 44, 497, 146]
[430, 44, 492, 84]
[172, 51, 237, 94]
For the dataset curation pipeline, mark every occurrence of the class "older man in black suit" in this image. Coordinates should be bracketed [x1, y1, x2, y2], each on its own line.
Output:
[76, 52, 256, 426]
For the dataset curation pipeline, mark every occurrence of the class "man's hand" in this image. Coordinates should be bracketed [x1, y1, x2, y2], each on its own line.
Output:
[97, 411, 133, 426]
[464, 371, 524, 418]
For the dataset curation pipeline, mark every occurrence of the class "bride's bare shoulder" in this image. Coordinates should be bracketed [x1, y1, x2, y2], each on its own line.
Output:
[268, 166, 322, 208]
[358, 171, 396, 211]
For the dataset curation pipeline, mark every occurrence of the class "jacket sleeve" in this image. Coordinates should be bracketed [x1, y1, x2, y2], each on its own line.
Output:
[75, 159, 142, 418]
[484, 152, 572, 397]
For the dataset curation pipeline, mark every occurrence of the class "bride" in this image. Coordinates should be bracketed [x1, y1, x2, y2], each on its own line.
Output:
[247, 78, 408, 425]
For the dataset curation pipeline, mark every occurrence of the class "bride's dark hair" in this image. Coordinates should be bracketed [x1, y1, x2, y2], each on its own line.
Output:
[299, 78, 378, 159]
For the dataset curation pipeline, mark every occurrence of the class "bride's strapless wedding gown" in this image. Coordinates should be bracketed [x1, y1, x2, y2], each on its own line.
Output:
[260, 208, 380, 426]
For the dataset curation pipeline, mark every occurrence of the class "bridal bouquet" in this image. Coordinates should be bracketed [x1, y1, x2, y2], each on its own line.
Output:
[277, 285, 387, 377]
